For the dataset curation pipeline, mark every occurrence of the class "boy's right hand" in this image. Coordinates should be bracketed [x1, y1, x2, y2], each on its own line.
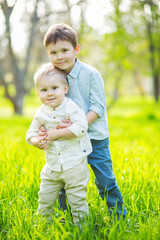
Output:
[39, 125, 47, 136]
[30, 136, 49, 150]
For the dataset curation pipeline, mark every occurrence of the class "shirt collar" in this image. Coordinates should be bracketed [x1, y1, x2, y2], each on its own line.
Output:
[44, 97, 68, 112]
[67, 58, 81, 79]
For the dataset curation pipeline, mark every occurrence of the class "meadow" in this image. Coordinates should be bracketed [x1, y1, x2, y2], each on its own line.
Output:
[0, 96, 160, 240]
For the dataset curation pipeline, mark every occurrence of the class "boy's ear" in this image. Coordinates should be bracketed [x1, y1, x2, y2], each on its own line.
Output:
[65, 84, 69, 94]
[75, 44, 80, 54]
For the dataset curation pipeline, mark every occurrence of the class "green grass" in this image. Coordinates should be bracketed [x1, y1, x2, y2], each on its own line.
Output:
[0, 96, 160, 239]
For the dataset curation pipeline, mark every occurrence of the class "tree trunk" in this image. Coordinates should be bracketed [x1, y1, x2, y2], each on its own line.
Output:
[0, 0, 39, 115]
[153, 73, 159, 102]
[12, 95, 24, 115]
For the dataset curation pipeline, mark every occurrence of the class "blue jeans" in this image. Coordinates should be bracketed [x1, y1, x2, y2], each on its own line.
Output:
[58, 138, 127, 217]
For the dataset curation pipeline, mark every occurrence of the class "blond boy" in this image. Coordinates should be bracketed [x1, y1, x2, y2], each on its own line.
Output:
[26, 63, 92, 223]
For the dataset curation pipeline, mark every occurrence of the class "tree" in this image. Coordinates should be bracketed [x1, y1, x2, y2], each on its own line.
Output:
[101, 0, 132, 107]
[0, 0, 88, 115]
[132, 0, 160, 101]
[100, 0, 160, 103]
[0, 0, 40, 115]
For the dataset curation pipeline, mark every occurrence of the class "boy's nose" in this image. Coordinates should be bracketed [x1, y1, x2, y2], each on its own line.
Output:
[47, 89, 53, 96]
[57, 52, 63, 59]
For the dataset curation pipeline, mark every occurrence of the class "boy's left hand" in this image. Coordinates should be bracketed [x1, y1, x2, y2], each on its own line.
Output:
[56, 119, 72, 129]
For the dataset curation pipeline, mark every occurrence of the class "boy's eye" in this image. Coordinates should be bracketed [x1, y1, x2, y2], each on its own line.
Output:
[52, 87, 57, 90]
[51, 51, 56, 55]
[62, 49, 67, 53]
[41, 89, 47, 92]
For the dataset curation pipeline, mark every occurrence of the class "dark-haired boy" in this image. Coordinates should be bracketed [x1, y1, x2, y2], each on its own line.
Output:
[40, 23, 127, 218]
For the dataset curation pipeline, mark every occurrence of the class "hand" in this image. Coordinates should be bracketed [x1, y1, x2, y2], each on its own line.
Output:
[39, 125, 47, 137]
[30, 136, 50, 150]
[56, 119, 72, 129]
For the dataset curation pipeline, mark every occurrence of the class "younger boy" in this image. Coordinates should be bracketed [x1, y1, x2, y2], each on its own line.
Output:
[26, 63, 92, 223]
[41, 23, 127, 218]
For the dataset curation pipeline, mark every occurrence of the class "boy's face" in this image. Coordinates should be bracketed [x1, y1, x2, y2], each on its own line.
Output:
[37, 75, 68, 108]
[46, 40, 80, 74]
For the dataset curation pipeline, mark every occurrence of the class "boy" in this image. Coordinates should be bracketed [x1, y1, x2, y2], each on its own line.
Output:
[26, 63, 92, 223]
[40, 23, 127, 218]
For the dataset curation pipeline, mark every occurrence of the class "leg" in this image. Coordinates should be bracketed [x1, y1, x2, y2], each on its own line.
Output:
[88, 138, 127, 217]
[63, 158, 89, 223]
[58, 188, 68, 211]
[38, 165, 64, 216]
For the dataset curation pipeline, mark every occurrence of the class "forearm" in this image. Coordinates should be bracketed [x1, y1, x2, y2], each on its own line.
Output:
[87, 110, 98, 125]
[56, 128, 75, 139]
[47, 128, 76, 140]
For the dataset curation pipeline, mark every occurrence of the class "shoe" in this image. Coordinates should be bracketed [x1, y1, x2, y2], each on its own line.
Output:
[60, 218, 65, 223]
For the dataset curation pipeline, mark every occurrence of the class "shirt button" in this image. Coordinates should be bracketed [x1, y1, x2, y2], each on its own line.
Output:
[82, 130, 84, 133]
[53, 116, 56, 119]
[53, 108, 55, 111]
[70, 84, 73, 87]
[58, 153, 61, 156]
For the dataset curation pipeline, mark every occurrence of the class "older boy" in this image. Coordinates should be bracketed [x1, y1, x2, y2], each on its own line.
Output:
[40, 23, 127, 218]
[26, 63, 92, 223]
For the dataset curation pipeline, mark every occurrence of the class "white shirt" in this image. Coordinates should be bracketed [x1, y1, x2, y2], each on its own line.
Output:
[26, 97, 92, 172]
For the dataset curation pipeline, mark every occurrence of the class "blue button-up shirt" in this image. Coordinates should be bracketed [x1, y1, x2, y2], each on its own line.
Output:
[66, 58, 109, 140]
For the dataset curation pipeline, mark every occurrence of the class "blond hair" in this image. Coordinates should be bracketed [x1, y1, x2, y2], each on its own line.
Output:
[34, 63, 67, 88]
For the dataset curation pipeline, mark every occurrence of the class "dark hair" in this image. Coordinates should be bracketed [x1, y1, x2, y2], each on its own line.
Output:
[44, 23, 78, 48]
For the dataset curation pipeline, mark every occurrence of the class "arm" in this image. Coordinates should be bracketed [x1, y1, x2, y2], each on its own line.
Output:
[89, 71, 106, 119]
[56, 72, 105, 129]
[26, 114, 50, 150]
[38, 124, 75, 141]
[56, 110, 98, 129]
[46, 128, 75, 141]
[87, 110, 98, 125]
[47, 101, 88, 141]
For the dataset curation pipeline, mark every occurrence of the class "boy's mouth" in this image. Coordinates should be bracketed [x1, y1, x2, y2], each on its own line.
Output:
[47, 98, 56, 101]
[57, 61, 65, 65]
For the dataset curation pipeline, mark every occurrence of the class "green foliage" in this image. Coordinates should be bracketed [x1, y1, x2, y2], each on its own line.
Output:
[0, 96, 160, 239]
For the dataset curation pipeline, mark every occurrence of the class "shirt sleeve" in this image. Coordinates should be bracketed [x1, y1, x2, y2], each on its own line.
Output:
[89, 71, 106, 118]
[26, 116, 41, 144]
[67, 102, 88, 138]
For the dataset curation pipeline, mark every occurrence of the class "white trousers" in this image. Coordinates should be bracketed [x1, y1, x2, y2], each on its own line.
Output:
[38, 157, 89, 223]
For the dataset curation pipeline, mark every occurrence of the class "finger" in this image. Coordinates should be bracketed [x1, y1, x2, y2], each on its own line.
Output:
[39, 132, 46, 136]
[38, 128, 46, 136]
[39, 125, 46, 131]
[39, 142, 48, 149]
[56, 124, 67, 129]
[41, 145, 49, 150]
[61, 119, 70, 123]
[38, 136, 46, 142]
[40, 141, 49, 148]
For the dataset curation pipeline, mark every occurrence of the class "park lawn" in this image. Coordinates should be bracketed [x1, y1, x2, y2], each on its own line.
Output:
[0, 96, 160, 240]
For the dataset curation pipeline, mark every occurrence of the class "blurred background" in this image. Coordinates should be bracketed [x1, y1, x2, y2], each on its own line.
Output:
[0, 0, 160, 117]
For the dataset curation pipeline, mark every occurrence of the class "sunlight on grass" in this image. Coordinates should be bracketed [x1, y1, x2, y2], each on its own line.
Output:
[0, 96, 160, 239]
